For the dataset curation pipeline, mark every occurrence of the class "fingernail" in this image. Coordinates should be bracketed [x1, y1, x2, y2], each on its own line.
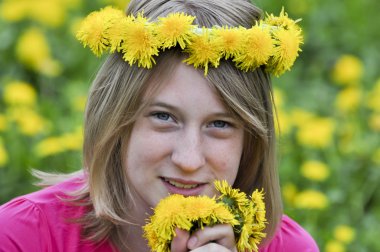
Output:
[188, 236, 197, 248]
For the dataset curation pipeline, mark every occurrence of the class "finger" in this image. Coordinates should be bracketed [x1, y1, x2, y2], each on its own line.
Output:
[187, 224, 236, 251]
[171, 228, 190, 252]
[189, 242, 232, 252]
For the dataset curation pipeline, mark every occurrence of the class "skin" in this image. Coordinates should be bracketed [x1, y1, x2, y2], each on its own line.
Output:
[124, 63, 244, 251]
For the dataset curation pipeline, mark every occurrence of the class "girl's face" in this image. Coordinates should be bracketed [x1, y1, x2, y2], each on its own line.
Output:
[124, 63, 244, 212]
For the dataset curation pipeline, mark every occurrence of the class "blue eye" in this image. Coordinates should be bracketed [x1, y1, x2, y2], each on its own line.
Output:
[211, 120, 229, 128]
[152, 112, 171, 121]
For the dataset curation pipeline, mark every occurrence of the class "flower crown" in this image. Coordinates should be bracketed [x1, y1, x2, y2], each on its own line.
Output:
[76, 6, 303, 76]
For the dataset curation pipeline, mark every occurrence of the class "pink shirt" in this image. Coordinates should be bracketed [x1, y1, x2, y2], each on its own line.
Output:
[0, 177, 319, 252]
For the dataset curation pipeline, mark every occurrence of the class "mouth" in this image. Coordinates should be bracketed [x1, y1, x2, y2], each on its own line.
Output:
[160, 177, 207, 196]
[163, 178, 199, 189]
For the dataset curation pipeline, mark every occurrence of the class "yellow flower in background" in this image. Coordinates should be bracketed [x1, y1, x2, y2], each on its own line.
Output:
[275, 108, 292, 135]
[369, 113, 380, 132]
[7, 107, 47, 136]
[335, 87, 362, 113]
[300, 160, 330, 181]
[60, 129, 83, 151]
[273, 88, 285, 107]
[101, 0, 131, 9]
[332, 54, 363, 86]
[72, 95, 87, 112]
[282, 183, 297, 205]
[0, 0, 29, 22]
[3, 81, 37, 106]
[0, 115, 7, 132]
[16, 27, 62, 76]
[0, 0, 80, 27]
[273, 88, 293, 135]
[34, 128, 83, 157]
[35, 137, 66, 157]
[290, 108, 315, 128]
[28, 0, 66, 27]
[296, 117, 335, 148]
[294, 189, 328, 209]
[333, 225, 356, 244]
[366, 78, 380, 112]
[325, 240, 345, 252]
[0, 138, 8, 167]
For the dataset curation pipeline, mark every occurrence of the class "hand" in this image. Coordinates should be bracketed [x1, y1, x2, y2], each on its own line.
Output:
[171, 225, 237, 252]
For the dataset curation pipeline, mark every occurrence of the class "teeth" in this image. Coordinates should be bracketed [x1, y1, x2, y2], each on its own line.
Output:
[164, 179, 198, 189]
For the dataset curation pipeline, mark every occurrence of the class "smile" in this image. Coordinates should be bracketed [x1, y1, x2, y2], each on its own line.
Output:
[163, 178, 199, 189]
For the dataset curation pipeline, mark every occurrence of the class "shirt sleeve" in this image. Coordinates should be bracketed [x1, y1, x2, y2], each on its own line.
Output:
[0, 197, 52, 252]
[260, 215, 320, 252]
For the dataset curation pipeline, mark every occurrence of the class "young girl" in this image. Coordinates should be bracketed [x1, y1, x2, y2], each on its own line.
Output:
[0, 0, 319, 251]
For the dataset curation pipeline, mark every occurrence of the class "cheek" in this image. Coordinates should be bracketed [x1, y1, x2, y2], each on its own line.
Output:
[125, 129, 172, 167]
[210, 139, 244, 177]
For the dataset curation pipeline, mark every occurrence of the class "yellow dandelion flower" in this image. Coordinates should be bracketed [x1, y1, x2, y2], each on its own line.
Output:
[215, 180, 249, 213]
[335, 87, 362, 113]
[0, 138, 8, 167]
[282, 183, 297, 205]
[29, 0, 66, 27]
[104, 11, 131, 52]
[334, 225, 356, 244]
[144, 181, 266, 252]
[120, 13, 160, 68]
[268, 27, 303, 76]
[0, 0, 29, 22]
[76, 7, 122, 56]
[234, 25, 273, 72]
[156, 12, 196, 49]
[35, 137, 66, 157]
[251, 189, 266, 224]
[8, 107, 47, 136]
[16, 27, 62, 76]
[325, 240, 345, 252]
[296, 117, 335, 148]
[3, 81, 37, 106]
[184, 28, 222, 75]
[300, 160, 330, 182]
[264, 8, 301, 31]
[213, 27, 244, 59]
[294, 189, 329, 209]
[332, 54, 363, 86]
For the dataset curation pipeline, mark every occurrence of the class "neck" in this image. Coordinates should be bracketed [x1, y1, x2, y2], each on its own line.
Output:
[120, 206, 153, 252]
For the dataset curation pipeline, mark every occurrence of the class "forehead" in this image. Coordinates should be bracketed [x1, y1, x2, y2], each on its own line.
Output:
[143, 62, 216, 101]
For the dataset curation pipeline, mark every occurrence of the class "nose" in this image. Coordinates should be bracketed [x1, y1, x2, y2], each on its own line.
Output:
[171, 129, 206, 172]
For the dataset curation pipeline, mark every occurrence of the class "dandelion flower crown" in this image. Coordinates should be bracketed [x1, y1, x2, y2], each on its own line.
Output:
[76, 6, 303, 76]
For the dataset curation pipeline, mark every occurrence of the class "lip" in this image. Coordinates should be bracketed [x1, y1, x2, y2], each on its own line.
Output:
[160, 177, 207, 196]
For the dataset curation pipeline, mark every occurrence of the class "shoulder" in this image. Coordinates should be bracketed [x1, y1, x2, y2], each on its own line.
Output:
[0, 175, 112, 252]
[259, 215, 319, 252]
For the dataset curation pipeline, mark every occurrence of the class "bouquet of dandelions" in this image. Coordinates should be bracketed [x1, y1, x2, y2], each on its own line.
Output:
[143, 180, 267, 252]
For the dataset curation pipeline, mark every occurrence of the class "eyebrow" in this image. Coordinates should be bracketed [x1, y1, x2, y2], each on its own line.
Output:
[149, 101, 237, 119]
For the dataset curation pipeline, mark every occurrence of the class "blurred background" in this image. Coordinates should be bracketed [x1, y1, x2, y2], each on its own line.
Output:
[0, 0, 379, 251]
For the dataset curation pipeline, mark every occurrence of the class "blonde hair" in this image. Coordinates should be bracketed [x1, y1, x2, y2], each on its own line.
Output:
[54, 0, 282, 250]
